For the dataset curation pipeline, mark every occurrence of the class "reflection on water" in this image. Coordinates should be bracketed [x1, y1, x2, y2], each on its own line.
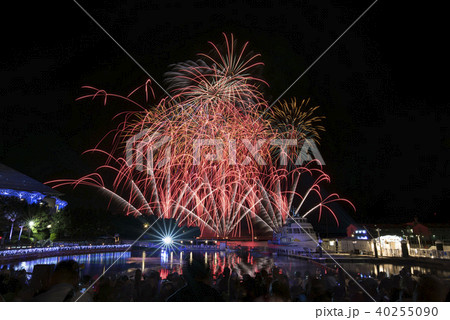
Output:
[1, 252, 131, 277]
[2, 249, 450, 280]
[137, 249, 450, 280]
[337, 262, 450, 279]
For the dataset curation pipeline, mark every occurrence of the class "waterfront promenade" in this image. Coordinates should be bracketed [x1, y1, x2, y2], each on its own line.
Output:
[2, 240, 450, 271]
[0, 244, 130, 263]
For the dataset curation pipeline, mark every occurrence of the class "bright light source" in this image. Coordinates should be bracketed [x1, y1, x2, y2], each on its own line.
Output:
[162, 236, 173, 245]
[28, 221, 35, 227]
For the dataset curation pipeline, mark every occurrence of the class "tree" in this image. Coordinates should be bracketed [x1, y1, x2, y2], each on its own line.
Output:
[20, 203, 52, 242]
[0, 196, 27, 241]
[4, 211, 18, 240]
[50, 208, 71, 240]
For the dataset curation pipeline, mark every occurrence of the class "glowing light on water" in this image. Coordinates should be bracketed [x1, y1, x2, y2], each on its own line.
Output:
[161, 250, 169, 264]
[141, 250, 146, 272]
[3, 250, 447, 284]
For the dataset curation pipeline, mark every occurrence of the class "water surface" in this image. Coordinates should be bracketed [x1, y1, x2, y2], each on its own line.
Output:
[2, 248, 450, 280]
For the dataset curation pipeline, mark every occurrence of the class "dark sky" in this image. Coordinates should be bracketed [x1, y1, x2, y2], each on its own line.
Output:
[1, 0, 448, 223]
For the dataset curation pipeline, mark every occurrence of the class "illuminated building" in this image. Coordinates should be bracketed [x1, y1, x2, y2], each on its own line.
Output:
[0, 163, 67, 211]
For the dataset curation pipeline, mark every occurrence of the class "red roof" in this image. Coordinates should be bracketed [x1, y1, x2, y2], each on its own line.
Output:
[406, 221, 431, 236]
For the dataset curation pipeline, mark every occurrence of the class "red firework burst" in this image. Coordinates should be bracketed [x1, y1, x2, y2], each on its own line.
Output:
[48, 33, 354, 238]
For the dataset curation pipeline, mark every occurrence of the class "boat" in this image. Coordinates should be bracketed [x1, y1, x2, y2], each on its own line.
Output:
[270, 216, 319, 252]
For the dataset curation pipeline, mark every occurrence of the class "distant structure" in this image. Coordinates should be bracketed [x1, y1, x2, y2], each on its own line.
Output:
[0, 163, 67, 211]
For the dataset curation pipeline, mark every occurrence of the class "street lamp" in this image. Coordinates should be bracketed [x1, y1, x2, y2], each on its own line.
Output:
[416, 234, 422, 249]
[18, 225, 25, 241]
[376, 228, 383, 257]
[28, 221, 35, 240]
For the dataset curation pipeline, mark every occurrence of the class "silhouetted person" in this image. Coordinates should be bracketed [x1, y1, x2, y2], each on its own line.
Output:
[133, 269, 143, 301]
[414, 275, 448, 302]
[167, 253, 223, 302]
[167, 272, 184, 290]
[158, 280, 177, 301]
[399, 267, 416, 301]
[240, 274, 257, 301]
[0, 272, 23, 302]
[389, 275, 402, 302]
[271, 266, 280, 280]
[306, 278, 332, 302]
[254, 272, 267, 299]
[269, 279, 291, 301]
[217, 267, 231, 298]
[114, 275, 133, 302]
[33, 260, 82, 302]
[290, 271, 305, 301]
[138, 270, 160, 301]
[94, 277, 115, 302]
[360, 278, 379, 302]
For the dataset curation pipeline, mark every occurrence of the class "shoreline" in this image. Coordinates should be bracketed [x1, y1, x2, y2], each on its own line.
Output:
[0, 245, 129, 264]
[2, 242, 450, 272]
[274, 249, 450, 270]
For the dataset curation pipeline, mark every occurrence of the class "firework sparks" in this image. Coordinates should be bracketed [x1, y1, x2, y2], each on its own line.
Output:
[48, 33, 354, 238]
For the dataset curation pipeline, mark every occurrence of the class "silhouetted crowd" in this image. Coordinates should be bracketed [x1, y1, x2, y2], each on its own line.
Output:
[1, 254, 449, 302]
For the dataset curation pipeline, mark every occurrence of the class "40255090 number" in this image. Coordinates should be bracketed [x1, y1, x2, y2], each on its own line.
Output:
[375, 306, 438, 317]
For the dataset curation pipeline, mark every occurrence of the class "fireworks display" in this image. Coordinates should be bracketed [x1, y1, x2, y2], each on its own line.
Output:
[49, 33, 354, 238]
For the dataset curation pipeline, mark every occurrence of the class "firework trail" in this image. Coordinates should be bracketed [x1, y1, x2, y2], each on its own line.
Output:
[48, 33, 354, 238]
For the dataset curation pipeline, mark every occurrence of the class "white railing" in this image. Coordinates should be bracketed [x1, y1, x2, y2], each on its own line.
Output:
[0, 244, 129, 258]
[180, 244, 219, 250]
[379, 249, 402, 257]
[409, 248, 450, 259]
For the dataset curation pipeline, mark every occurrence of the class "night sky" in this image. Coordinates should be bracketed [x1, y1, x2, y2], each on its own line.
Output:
[1, 1, 448, 224]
